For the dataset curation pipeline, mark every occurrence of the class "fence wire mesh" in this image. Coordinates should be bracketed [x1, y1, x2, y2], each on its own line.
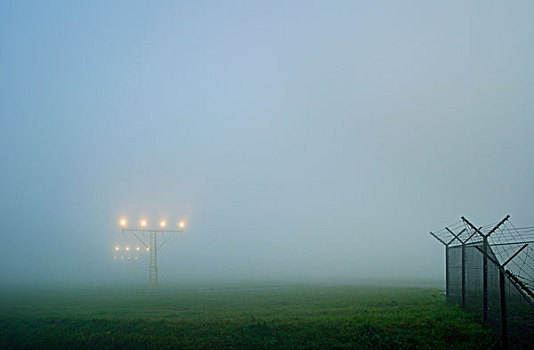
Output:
[447, 246, 462, 305]
[505, 271, 534, 349]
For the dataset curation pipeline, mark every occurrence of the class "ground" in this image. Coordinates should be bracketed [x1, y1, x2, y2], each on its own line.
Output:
[0, 283, 498, 349]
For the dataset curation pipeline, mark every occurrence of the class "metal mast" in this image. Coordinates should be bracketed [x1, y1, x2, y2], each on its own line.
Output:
[119, 219, 185, 291]
[149, 231, 158, 290]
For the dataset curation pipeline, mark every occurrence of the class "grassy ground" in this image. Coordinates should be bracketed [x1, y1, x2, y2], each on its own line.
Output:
[0, 284, 498, 349]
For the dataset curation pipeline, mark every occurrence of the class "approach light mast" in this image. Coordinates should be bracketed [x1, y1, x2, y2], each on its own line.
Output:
[117, 217, 186, 291]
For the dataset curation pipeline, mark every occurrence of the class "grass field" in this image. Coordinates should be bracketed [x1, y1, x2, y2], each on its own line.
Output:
[0, 284, 498, 349]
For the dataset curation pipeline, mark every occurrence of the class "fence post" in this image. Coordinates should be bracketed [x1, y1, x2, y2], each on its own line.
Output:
[483, 236, 488, 325]
[445, 245, 449, 299]
[462, 215, 510, 325]
[429, 231, 449, 299]
[499, 269, 508, 349]
[462, 243, 466, 308]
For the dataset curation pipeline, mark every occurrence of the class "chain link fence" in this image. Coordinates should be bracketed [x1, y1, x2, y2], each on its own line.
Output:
[431, 216, 534, 349]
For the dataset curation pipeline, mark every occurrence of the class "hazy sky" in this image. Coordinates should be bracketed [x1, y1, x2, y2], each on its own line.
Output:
[1, 1, 533, 285]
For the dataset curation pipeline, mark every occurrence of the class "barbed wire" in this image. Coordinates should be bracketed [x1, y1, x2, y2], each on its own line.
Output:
[431, 217, 534, 292]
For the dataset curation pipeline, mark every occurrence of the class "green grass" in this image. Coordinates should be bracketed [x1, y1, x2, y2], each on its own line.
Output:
[0, 284, 498, 349]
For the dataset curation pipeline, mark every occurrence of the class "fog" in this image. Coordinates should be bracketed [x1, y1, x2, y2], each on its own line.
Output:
[1, 1, 533, 287]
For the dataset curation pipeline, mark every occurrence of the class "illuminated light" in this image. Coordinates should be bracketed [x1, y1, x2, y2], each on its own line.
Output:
[146, 247, 149, 251]
[115, 246, 120, 251]
[136, 247, 140, 251]
[140, 220, 147, 227]
[160, 220, 166, 228]
[179, 221, 185, 229]
[120, 219, 127, 227]
[126, 246, 130, 251]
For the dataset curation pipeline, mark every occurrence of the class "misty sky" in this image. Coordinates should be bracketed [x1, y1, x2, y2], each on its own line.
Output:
[1, 1, 533, 285]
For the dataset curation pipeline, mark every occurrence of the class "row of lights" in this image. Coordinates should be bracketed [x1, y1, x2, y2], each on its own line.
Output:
[114, 246, 149, 252]
[119, 218, 186, 229]
[114, 256, 140, 261]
